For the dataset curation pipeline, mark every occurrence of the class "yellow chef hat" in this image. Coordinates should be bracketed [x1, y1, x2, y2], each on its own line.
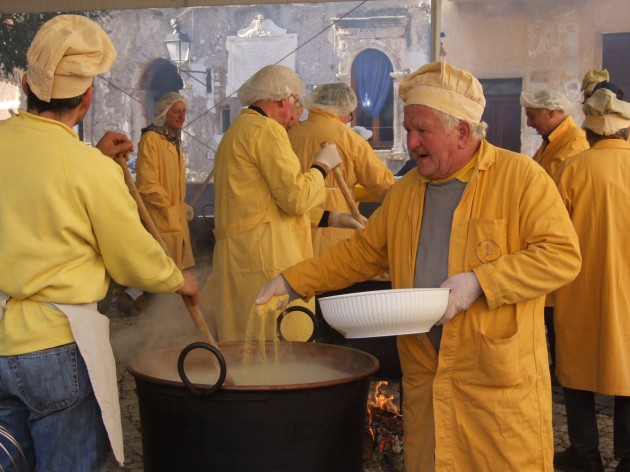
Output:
[26, 14, 117, 103]
[582, 88, 630, 136]
[398, 61, 486, 124]
[581, 69, 609, 94]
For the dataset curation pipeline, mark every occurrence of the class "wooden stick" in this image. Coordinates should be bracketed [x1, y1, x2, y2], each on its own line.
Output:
[114, 157, 232, 384]
[188, 168, 215, 210]
[319, 142, 364, 223]
[331, 167, 364, 224]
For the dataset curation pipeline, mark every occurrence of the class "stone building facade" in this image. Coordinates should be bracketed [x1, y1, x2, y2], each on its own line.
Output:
[85, 1, 432, 181]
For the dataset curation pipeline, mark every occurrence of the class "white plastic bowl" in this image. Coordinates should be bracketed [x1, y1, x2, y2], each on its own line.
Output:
[318, 288, 450, 338]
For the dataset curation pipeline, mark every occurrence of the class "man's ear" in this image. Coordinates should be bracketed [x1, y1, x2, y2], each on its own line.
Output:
[457, 120, 473, 145]
[83, 85, 94, 109]
[21, 74, 29, 95]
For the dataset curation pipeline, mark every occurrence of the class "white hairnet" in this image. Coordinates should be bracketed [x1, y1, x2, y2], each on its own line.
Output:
[151, 92, 187, 126]
[520, 90, 573, 112]
[303, 83, 357, 116]
[237, 65, 305, 106]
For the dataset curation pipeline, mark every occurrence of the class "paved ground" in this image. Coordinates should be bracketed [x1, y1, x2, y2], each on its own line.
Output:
[104, 293, 619, 471]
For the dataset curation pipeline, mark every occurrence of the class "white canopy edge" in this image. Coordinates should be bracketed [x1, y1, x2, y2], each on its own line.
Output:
[0, 0, 336, 14]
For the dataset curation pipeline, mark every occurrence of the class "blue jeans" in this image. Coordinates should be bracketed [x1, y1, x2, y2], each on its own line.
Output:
[0, 343, 109, 471]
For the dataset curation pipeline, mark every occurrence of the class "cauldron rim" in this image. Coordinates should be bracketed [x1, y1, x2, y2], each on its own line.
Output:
[127, 341, 379, 392]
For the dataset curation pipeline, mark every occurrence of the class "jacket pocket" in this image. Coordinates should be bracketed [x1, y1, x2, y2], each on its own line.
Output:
[469, 330, 523, 387]
[154, 204, 181, 233]
[465, 218, 508, 270]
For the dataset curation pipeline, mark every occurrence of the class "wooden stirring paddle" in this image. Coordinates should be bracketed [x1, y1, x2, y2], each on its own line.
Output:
[114, 156, 233, 385]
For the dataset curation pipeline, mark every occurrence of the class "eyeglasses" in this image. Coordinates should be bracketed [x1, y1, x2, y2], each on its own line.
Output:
[290, 94, 303, 109]
[346, 111, 354, 123]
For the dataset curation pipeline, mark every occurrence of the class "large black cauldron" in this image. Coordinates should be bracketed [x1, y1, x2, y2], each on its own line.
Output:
[128, 341, 379, 472]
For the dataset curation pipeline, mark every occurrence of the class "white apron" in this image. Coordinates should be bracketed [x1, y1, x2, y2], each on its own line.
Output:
[50, 302, 125, 466]
[0, 296, 124, 465]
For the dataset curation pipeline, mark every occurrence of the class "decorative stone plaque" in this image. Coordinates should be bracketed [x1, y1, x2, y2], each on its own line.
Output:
[226, 15, 298, 96]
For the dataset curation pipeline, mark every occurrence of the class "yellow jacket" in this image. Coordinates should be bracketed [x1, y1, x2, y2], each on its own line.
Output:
[211, 108, 326, 341]
[284, 140, 581, 471]
[532, 115, 588, 307]
[532, 115, 589, 177]
[0, 111, 183, 355]
[288, 109, 394, 256]
[553, 139, 630, 395]
[136, 128, 194, 269]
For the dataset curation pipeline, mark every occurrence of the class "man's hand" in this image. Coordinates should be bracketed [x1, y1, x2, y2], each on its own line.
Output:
[313, 143, 342, 171]
[96, 131, 134, 159]
[176, 270, 200, 305]
[436, 272, 482, 325]
[255, 275, 290, 307]
[185, 204, 194, 221]
[329, 211, 367, 229]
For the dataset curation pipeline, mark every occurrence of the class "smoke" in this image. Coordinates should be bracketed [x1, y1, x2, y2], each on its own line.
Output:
[110, 264, 217, 367]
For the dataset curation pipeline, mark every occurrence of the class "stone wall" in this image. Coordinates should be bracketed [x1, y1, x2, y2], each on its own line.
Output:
[85, 1, 432, 181]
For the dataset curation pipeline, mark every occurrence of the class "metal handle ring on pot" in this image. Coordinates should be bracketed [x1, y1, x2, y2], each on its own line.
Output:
[177, 342, 227, 397]
[276, 306, 318, 343]
[201, 203, 214, 218]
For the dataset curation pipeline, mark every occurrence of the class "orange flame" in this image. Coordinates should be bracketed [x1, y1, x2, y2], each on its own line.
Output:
[367, 381, 402, 444]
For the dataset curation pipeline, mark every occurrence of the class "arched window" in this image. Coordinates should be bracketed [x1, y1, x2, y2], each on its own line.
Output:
[351, 49, 394, 149]
[139, 59, 183, 123]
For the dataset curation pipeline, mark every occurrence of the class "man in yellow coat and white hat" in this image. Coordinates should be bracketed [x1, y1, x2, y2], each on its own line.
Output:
[211, 65, 348, 342]
[553, 88, 630, 472]
[288, 82, 395, 257]
[520, 89, 589, 381]
[0, 14, 199, 471]
[257, 61, 582, 471]
[136, 92, 195, 271]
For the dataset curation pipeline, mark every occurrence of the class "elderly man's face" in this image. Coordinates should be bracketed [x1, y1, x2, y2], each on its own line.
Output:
[525, 107, 555, 137]
[164, 101, 187, 135]
[403, 104, 464, 180]
[286, 101, 303, 130]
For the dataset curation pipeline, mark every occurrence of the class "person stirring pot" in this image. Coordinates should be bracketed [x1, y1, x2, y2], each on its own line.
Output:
[0, 15, 199, 471]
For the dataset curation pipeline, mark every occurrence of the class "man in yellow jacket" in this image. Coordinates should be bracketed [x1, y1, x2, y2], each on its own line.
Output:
[553, 88, 630, 472]
[257, 61, 582, 471]
[521, 89, 589, 177]
[288, 82, 395, 257]
[136, 92, 194, 271]
[520, 89, 589, 380]
[211, 65, 345, 342]
[0, 15, 199, 472]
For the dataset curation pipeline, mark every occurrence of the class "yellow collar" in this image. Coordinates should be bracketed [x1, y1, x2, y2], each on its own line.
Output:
[419, 150, 479, 184]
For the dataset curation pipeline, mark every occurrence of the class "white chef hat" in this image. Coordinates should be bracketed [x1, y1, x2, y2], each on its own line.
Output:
[398, 61, 486, 124]
[581, 69, 609, 94]
[583, 88, 630, 136]
[26, 14, 116, 102]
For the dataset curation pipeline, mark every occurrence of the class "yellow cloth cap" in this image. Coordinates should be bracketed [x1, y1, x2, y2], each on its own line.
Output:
[581, 69, 609, 92]
[582, 88, 630, 135]
[26, 14, 116, 102]
[398, 61, 486, 124]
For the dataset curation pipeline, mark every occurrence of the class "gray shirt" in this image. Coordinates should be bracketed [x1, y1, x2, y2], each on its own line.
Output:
[414, 178, 466, 351]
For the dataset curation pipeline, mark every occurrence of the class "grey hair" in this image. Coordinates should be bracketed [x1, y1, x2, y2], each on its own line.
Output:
[432, 108, 488, 140]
